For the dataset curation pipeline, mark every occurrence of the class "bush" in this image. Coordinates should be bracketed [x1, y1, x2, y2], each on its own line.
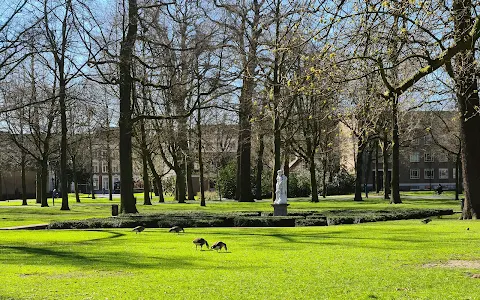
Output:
[233, 216, 298, 227]
[162, 176, 176, 196]
[325, 168, 355, 195]
[295, 217, 328, 226]
[218, 161, 237, 199]
[47, 208, 454, 229]
[287, 172, 311, 198]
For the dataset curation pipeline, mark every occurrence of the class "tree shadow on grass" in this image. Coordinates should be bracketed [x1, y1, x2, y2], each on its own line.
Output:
[0, 245, 196, 270]
[80, 230, 126, 242]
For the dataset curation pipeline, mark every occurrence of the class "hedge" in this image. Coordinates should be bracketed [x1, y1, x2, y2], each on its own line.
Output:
[47, 209, 454, 229]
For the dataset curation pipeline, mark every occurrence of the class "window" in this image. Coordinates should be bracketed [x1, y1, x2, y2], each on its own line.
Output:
[452, 169, 456, 179]
[424, 168, 434, 179]
[102, 162, 108, 173]
[113, 163, 119, 173]
[410, 152, 420, 162]
[93, 161, 99, 173]
[438, 153, 448, 162]
[424, 152, 434, 162]
[410, 169, 420, 179]
[424, 135, 433, 145]
[103, 178, 109, 190]
[439, 168, 449, 179]
[93, 176, 99, 189]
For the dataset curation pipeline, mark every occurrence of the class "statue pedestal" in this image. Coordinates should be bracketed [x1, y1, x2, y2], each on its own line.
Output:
[271, 203, 289, 216]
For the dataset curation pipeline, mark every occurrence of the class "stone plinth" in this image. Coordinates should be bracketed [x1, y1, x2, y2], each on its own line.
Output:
[271, 203, 290, 216]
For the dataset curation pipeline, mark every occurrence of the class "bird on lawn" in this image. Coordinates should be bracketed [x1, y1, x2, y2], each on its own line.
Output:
[169, 226, 185, 234]
[193, 238, 209, 250]
[132, 226, 145, 233]
[211, 241, 228, 252]
[422, 218, 432, 224]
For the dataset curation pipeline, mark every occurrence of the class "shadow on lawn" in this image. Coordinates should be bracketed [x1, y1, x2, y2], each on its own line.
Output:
[0, 245, 196, 270]
[81, 230, 126, 242]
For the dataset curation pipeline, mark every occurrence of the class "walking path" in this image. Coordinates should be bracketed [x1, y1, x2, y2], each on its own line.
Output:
[0, 223, 49, 230]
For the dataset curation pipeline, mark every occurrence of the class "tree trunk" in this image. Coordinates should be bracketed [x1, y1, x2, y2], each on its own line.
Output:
[382, 132, 390, 199]
[140, 120, 151, 205]
[235, 140, 241, 200]
[41, 159, 49, 207]
[271, 113, 281, 202]
[72, 155, 80, 203]
[174, 163, 186, 203]
[0, 171, 3, 201]
[106, 129, 113, 201]
[390, 97, 402, 204]
[455, 153, 460, 201]
[364, 146, 373, 199]
[36, 165, 41, 203]
[142, 151, 151, 205]
[354, 141, 364, 201]
[375, 140, 380, 193]
[88, 129, 95, 200]
[197, 106, 206, 207]
[21, 153, 27, 205]
[146, 153, 164, 203]
[283, 141, 290, 178]
[322, 157, 327, 198]
[238, 100, 254, 202]
[255, 133, 264, 200]
[459, 153, 463, 195]
[310, 154, 318, 203]
[118, 0, 138, 214]
[157, 177, 165, 203]
[186, 159, 195, 200]
[59, 79, 69, 210]
[448, 0, 480, 219]
[236, 1, 261, 203]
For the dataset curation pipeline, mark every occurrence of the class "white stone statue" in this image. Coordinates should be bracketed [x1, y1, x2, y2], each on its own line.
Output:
[274, 169, 288, 204]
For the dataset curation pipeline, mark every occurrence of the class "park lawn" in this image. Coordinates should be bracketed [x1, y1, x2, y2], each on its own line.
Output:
[0, 219, 479, 299]
[0, 193, 462, 228]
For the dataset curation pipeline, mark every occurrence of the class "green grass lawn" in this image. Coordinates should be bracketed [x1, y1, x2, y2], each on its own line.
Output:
[0, 192, 476, 299]
[0, 219, 479, 299]
[0, 193, 462, 228]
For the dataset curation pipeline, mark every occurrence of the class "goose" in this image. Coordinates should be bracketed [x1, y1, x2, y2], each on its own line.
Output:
[211, 241, 227, 252]
[169, 226, 185, 234]
[132, 226, 145, 233]
[422, 218, 432, 224]
[193, 238, 209, 250]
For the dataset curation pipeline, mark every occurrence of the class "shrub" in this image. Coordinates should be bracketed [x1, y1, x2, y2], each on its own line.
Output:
[162, 176, 176, 196]
[233, 216, 298, 227]
[47, 209, 454, 229]
[287, 172, 311, 198]
[296, 217, 328, 226]
[325, 168, 355, 195]
[217, 161, 237, 199]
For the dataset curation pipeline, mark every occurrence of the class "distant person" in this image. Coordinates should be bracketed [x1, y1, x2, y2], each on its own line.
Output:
[436, 184, 443, 195]
[102, 188, 106, 195]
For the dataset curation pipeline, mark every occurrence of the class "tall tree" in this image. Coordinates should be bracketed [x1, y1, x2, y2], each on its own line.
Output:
[118, 0, 138, 213]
